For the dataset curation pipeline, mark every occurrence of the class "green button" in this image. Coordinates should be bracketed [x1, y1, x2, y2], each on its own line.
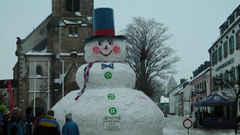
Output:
[107, 94, 115, 100]
[104, 72, 112, 79]
[109, 107, 117, 115]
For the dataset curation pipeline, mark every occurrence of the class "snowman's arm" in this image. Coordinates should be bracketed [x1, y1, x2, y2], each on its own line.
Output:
[76, 64, 87, 89]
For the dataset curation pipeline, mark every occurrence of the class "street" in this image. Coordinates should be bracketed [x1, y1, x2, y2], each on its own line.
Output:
[163, 115, 237, 135]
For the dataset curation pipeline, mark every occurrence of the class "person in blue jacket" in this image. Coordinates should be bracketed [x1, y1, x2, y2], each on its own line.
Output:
[34, 110, 60, 135]
[62, 113, 80, 135]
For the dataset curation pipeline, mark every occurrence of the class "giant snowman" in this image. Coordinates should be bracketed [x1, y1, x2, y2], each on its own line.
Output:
[52, 8, 165, 135]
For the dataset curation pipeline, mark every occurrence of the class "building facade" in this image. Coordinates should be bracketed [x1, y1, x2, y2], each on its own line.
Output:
[208, 5, 240, 116]
[190, 61, 211, 113]
[14, 0, 93, 114]
[167, 79, 188, 115]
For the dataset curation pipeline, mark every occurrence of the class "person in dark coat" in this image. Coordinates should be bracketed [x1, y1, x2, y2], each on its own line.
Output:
[9, 108, 24, 135]
[62, 113, 80, 135]
[0, 108, 3, 135]
[2, 110, 10, 135]
[34, 110, 60, 135]
[22, 107, 34, 135]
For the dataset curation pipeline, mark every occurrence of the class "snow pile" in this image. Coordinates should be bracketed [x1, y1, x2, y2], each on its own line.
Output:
[163, 115, 235, 135]
[52, 89, 165, 135]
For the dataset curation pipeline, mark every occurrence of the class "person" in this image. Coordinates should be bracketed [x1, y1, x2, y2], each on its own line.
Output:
[22, 107, 34, 135]
[9, 107, 24, 135]
[33, 110, 43, 129]
[62, 113, 80, 135]
[34, 110, 60, 135]
[2, 110, 10, 135]
[0, 106, 4, 135]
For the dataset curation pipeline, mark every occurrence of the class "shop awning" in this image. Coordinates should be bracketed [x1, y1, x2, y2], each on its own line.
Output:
[194, 93, 234, 107]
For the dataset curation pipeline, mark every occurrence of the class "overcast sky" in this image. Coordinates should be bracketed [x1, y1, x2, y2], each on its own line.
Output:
[0, 0, 239, 83]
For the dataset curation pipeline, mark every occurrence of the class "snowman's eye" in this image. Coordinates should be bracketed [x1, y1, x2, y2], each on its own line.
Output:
[108, 40, 113, 45]
[98, 40, 103, 46]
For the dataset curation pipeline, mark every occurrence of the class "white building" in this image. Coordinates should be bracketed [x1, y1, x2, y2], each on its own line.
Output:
[167, 79, 187, 115]
[208, 5, 240, 116]
[182, 84, 191, 116]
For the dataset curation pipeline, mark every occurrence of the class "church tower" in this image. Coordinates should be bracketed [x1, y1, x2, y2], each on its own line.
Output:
[48, 0, 94, 104]
[14, 0, 93, 113]
[52, 0, 93, 17]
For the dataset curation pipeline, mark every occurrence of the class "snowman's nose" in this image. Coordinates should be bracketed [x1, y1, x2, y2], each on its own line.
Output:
[104, 45, 108, 50]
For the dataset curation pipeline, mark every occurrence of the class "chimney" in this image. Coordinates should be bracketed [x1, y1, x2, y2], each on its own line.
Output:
[180, 79, 186, 84]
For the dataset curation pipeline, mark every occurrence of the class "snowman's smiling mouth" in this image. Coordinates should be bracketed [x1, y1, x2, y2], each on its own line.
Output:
[100, 50, 112, 57]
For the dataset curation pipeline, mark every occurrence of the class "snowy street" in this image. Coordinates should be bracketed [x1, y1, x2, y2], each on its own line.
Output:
[163, 115, 237, 135]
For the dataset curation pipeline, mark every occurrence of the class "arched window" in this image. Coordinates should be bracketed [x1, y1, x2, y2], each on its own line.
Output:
[36, 66, 42, 76]
[236, 30, 240, 49]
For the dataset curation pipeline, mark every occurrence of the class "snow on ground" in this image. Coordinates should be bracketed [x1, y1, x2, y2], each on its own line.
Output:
[163, 115, 236, 135]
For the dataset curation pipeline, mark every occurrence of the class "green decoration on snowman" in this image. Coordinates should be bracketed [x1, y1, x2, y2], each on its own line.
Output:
[109, 107, 117, 115]
[108, 94, 115, 100]
[104, 72, 112, 79]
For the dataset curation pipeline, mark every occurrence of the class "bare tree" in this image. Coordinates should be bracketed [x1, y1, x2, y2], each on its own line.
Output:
[151, 79, 167, 103]
[122, 17, 180, 98]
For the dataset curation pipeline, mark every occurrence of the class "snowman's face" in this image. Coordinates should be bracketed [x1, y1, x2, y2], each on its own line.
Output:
[84, 37, 127, 62]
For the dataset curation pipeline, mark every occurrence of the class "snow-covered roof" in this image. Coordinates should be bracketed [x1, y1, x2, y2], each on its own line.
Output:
[75, 12, 82, 16]
[59, 18, 90, 27]
[173, 87, 184, 96]
[60, 53, 84, 56]
[191, 67, 210, 82]
[25, 39, 53, 56]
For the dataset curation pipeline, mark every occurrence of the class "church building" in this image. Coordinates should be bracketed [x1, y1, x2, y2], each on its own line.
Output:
[14, 0, 93, 114]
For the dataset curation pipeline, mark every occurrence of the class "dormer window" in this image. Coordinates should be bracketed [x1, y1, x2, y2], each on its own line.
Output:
[66, 0, 80, 12]
[68, 26, 78, 37]
[228, 19, 231, 26]
[234, 11, 238, 19]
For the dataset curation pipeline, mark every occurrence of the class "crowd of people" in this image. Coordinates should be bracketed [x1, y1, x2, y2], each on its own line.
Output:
[0, 105, 80, 135]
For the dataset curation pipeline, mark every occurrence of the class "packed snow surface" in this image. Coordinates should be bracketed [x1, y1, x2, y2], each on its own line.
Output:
[52, 89, 164, 135]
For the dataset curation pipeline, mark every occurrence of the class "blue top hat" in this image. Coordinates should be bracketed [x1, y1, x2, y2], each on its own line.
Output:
[85, 8, 125, 42]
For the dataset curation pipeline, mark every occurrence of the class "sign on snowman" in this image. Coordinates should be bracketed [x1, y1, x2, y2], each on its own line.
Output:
[52, 8, 165, 135]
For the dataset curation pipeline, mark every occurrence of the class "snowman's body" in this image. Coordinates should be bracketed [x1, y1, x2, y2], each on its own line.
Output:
[53, 88, 164, 135]
[52, 8, 164, 135]
[76, 62, 135, 89]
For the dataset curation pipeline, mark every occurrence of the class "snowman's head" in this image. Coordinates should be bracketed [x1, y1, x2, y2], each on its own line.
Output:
[84, 36, 127, 62]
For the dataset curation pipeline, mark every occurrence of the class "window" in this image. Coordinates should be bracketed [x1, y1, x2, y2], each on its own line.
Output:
[36, 66, 42, 77]
[211, 50, 218, 66]
[236, 30, 240, 49]
[211, 52, 214, 66]
[213, 50, 218, 65]
[66, 0, 80, 12]
[231, 67, 236, 81]
[218, 46, 222, 62]
[229, 36, 234, 54]
[68, 26, 78, 37]
[224, 41, 228, 58]
[225, 70, 229, 82]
